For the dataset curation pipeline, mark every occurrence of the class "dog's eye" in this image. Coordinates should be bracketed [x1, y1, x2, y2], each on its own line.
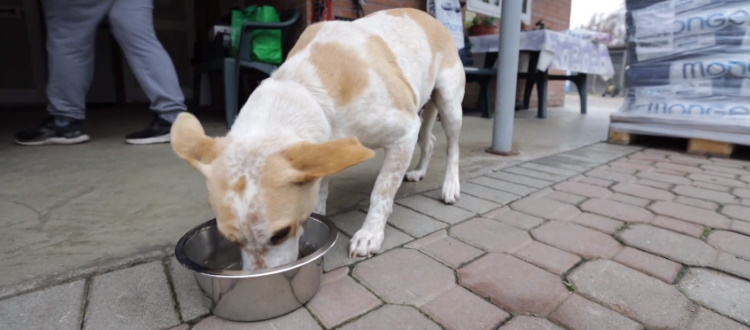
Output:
[270, 226, 291, 245]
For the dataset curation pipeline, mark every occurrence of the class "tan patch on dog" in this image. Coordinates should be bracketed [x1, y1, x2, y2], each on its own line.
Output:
[171, 113, 223, 166]
[232, 176, 247, 195]
[310, 42, 369, 107]
[288, 22, 324, 58]
[366, 36, 418, 112]
[283, 137, 376, 182]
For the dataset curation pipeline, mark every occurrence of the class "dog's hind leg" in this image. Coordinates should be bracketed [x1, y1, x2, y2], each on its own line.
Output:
[404, 101, 438, 182]
[434, 64, 465, 204]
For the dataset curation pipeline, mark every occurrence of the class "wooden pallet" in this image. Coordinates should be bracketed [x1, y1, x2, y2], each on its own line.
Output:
[607, 130, 736, 158]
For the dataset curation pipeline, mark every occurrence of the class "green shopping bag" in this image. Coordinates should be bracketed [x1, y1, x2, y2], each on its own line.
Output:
[230, 5, 282, 64]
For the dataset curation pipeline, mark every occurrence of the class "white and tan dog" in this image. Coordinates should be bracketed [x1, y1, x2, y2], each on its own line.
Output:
[171, 8, 464, 270]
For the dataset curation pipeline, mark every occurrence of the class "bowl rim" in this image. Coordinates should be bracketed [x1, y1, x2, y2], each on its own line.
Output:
[174, 213, 338, 278]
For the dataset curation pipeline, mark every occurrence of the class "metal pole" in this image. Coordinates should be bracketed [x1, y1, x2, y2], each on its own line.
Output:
[487, 0, 522, 155]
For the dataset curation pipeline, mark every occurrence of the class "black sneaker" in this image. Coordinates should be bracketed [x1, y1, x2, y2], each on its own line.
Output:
[14, 117, 91, 146]
[125, 116, 172, 145]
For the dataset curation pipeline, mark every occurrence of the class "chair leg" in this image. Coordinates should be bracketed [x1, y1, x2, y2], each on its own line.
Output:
[522, 77, 535, 110]
[536, 73, 549, 119]
[223, 61, 239, 128]
[574, 73, 588, 115]
[479, 80, 491, 118]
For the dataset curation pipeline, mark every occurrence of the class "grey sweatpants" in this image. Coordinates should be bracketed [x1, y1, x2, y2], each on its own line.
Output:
[42, 0, 185, 122]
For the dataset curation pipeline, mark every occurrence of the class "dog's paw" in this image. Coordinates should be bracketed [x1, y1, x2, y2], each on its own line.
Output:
[404, 170, 426, 182]
[349, 229, 384, 258]
[441, 179, 460, 204]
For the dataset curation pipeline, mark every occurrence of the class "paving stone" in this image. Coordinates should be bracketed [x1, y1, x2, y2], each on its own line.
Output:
[423, 189, 500, 214]
[679, 268, 750, 326]
[619, 224, 718, 266]
[712, 251, 750, 281]
[610, 159, 653, 171]
[651, 216, 705, 238]
[586, 169, 637, 183]
[707, 230, 750, 259]
[520, 163, 579, 177]
[554, 181, 612, 198]
[688, 307, 750, 330]
[674, 196, 719, 210]
[458, 254, 568, 315]
[636, 178, 674, 190]
[0, 280, 85, 330]
[649, 201, 731, 229]
[352, 249, 455, 306]
[532, 156, 593, 172]
[513, 241, 581, 275]
[84, 261, 179, 330]
[673, 185, 738, 204]
[710, 157, 750, 168]
[570, 212, 623, 234]
[307, 270, 381, 328]
[504, 166, 568, 182]
[451, 218, 531, 253]
[669, 155, 712, 166]
[613, 247, 682, 283]
[638, 171, 691, 185]
[702, 164, 749, 176]
[167, 325, 190, 330]
[421, 286, 510, 330]
[405, 230, 484, 269]
[570, 259, 694, 329]
[510, 197, 581, 221]
[611, 193, 651, 207]
[736, 188, 750, 199]
[579, 176, 614, 187]
[169, 257, 210, 321]
[192, 308, 321, 330]
[330, 211, 370, 237]
[723, 205, 750, 222]
[743, 175, 750, 183]
[688, 174, 747, 188]
[532, 221, 622, 258]
[461, 182, 522, 205]
[469, 176, 538, 196]
[488, 171, 551, 188]
[323, 225, 412, 272]
[484, 207, 546, 230]
[386, 203, 448, 236]
[612, 183, 675, 201]
[397, 195, 476, 225]
[549, 294, 644, 330]
[535, 189, 588, 205]
[703, 171, 740, 180]
[655, 161, 702, 173]
[499, 316, 563, 330]
[339, 305, 440, 330]
[694, 181, 735, 192]
[580, 198, 654, 223]
[629, 151, 670, 162]
[732, 220, 750, 236]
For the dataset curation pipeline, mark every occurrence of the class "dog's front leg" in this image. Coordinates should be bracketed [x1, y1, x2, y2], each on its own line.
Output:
[314, 177, 329, 215]
[350, 141, 416, 258]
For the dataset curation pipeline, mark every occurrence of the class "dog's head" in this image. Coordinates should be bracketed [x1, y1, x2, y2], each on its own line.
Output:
[170, 113, 374, 270]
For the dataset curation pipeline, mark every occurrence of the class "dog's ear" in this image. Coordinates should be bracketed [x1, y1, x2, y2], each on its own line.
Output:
[170, 113, 222, 174]
[283, 137, 375, 183]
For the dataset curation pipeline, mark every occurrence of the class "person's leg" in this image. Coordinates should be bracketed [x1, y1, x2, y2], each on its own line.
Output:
[14, 0, 111, 145]
[107, 0, 186, 144]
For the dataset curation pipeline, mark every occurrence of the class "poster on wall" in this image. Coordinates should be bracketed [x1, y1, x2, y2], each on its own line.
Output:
[466, 0, 532, 24]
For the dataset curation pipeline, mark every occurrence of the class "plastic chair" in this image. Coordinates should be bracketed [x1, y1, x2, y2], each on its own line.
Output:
[192, 8, 301, 127]
[461, 35, 499, 118]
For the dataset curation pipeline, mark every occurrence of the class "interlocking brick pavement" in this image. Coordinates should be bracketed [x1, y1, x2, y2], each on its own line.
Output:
[7, 144, 750, 329]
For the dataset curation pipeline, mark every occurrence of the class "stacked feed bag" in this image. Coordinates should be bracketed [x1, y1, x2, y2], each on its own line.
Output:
[611, 0, 750, 145]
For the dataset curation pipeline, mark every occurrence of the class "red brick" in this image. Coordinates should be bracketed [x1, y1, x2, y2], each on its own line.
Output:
[612, 183, 675, 201]
[569, 212, 623, 234]
[637, 179, 674, 190]
[580, 198, 654, 223]
[510, 197, 581, 221]
[614, 247, 682, 283]
[450, 218, 531, 253]
[554, 181, 612, 198]
[611, 193, 651, 207]
[651, 216, 705, 237]
[722, 205, 750, 222]
[512, 241, 581, 275]
[637, 171, 691, 185]
[458, 254, 569, 316]
[674, 196, 719, 211]
[619, 224, 718, 266]
[605, 165, 638, 175]
[580, 177, 613, 187]
[649, 201, 731, 229]
[549, 295, 643, 330]
[688, 307, 750, 330]
[421, 287, 510, 330]
[532, 221, 622, 259]
[569, 260, 694, 329]
[484, 208, 545, 230]
[707, 230, 750, 260]
[500, 316, 563, 330]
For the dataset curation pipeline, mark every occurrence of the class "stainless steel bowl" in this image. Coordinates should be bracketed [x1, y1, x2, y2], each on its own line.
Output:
[174, 214, 338, 322]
